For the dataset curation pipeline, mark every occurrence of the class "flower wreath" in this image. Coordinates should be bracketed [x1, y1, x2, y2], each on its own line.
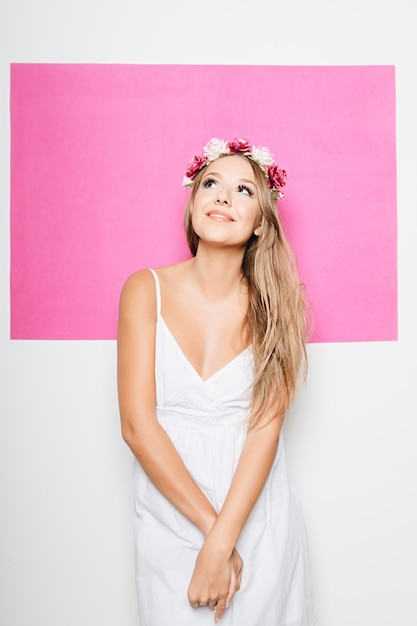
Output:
[182, 137, 286, 200]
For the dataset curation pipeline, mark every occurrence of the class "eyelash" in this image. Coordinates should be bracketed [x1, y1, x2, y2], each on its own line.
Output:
[202, 177, 217, 188]
[202, 178, 254, 197]
[238, 184, 254, 197]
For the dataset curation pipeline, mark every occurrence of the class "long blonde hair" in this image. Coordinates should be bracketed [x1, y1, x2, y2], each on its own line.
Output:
[184, 155, 310, 428]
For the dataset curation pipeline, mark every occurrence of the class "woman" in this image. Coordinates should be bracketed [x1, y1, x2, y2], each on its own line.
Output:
[117, 138, 316, 625]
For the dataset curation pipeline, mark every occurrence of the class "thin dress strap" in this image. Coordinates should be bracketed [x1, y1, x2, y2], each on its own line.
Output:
[148, 268, 161, 318]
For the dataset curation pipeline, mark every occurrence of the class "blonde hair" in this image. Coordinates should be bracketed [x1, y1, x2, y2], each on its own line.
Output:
[184, 155, 310, 428]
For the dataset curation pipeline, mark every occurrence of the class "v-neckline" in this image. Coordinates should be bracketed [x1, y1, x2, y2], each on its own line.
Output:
[159, 315, 250, 384]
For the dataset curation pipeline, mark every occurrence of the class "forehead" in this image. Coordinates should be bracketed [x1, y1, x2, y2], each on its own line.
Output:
[205, 154, 255, 180]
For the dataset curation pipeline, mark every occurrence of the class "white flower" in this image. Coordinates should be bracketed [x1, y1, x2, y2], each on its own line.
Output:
[250, 145, 275, 167]
[182, 175, 194, 188]
[203, 138, 229, 161]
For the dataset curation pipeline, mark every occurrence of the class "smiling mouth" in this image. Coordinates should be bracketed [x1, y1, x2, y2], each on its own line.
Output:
[206, 210, 235, 222]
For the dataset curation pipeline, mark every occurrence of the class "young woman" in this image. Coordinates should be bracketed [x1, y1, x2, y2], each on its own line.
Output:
[117, 138, 317, 625]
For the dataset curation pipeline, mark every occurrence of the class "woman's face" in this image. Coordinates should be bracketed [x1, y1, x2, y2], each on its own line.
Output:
[191, 155, 261, 250]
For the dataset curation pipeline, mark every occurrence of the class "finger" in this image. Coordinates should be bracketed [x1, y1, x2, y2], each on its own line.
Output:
[214, 600, 226, 623]
[225, 585, 234, 605]
[235, 567, 242, 591]
[189, 589, 208, 608]
[233, 551, 243, 593]
[225, 590, 234, 605]
[187, 587, 198, 608]
[226, 567, 238, 605]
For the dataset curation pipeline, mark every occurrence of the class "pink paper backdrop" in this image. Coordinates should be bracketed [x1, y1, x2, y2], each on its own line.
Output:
[10, 64, 397, 341]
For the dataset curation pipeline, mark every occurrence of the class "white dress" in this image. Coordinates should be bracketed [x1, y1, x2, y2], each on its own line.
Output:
[133, 269, 317, 626]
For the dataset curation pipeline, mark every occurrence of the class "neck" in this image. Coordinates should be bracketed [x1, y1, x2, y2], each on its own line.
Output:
[189, 243, 246, 300]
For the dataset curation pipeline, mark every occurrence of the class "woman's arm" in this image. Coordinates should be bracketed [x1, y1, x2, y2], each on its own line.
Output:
[117, 270, 217, 536]
[188, 411, 283, 622]
[206, 413, 282, 549]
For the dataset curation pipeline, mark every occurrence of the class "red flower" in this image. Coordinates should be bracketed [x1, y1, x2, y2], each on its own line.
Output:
[268, 165, 287, 189]
[227, 138, 252, 154]
[185, 154, 206, 180]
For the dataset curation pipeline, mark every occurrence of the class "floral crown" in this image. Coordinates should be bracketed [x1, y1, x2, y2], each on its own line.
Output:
[182, 137, 286, 200]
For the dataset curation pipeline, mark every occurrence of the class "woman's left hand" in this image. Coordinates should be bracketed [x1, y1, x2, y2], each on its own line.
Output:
[188, 541, 243, 622]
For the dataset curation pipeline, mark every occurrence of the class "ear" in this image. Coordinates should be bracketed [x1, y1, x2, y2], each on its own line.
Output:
[254, 225, 261, 237]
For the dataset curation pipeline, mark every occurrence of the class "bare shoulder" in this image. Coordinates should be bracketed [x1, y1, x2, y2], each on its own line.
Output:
[119, 261, 192, 317]
[119, 269, 157, 321]
[120, 268, 154, 297]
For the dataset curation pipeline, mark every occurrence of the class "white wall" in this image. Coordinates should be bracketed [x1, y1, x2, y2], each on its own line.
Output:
[1, 2, 416, 625]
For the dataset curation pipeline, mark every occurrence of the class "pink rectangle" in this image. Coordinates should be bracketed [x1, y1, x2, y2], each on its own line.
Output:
[10, 64, 397, 341]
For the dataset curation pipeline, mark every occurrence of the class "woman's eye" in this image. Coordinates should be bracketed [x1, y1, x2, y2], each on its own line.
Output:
[202, 177, 217, 189]
[238, 184, 254, 197]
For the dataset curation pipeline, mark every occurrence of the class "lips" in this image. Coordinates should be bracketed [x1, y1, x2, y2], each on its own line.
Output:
[206, 209, 235, 222]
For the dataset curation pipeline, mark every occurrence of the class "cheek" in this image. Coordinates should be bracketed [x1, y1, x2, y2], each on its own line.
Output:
[248, 205, 261, 230]
[190, 208, 203, 235]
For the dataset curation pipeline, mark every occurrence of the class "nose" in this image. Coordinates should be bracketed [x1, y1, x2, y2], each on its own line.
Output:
[215, 192, 230, 205]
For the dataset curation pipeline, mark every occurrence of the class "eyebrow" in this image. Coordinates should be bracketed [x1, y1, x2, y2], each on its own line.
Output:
[204, 171, 257, 186]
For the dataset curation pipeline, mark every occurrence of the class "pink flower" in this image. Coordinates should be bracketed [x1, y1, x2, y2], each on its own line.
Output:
[268, 165, 287, 190]
[227, 138, 252, 153]
[185, 154, 206, 180]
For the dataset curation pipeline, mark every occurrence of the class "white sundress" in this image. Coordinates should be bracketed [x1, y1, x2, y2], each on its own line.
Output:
[133, 268, 317, 626]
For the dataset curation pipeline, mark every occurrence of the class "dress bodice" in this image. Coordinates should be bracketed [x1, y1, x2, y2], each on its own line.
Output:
[150, 269, 254, 428]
